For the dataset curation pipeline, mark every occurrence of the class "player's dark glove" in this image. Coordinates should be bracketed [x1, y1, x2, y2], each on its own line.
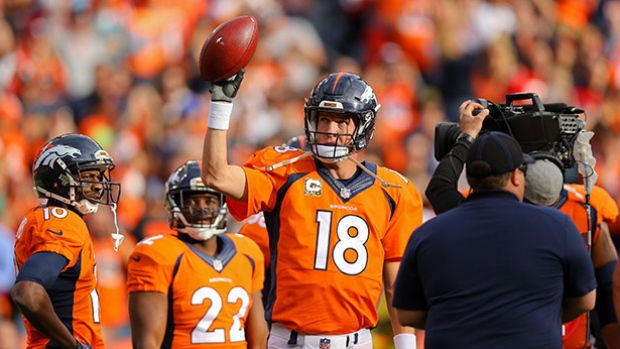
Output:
[210, 69, 245, 103]
[76, 339, 92, 349]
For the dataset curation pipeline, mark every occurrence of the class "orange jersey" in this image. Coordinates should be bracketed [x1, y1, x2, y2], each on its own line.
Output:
[559, 184, 619, 348]
[228, 146, 424, 334]
[126, 233, 264, 348]
[237, 212, 270, 270]
[13, 206, 104, 348]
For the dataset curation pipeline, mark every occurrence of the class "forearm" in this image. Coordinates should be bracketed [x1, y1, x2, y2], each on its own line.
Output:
[425, 136, 471, 214]
[202, 102, 246, 200]
[11, 282, 77, 349]
[383, 261, 418, 348]
[129, 292, 167, 349]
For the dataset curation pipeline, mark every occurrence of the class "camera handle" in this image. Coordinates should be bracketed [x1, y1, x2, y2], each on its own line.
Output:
[505, 92, 545, 112]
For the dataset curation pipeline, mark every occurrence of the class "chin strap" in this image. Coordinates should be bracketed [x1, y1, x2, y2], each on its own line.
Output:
[345, 155, 403, 188]
[110, 203, 124, 252]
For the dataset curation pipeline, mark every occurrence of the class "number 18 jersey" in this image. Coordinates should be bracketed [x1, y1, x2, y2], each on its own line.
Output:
[228, 146, 423, 334]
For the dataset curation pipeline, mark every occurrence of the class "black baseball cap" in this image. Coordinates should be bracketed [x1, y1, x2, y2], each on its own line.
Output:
[466, 131, 535, 177]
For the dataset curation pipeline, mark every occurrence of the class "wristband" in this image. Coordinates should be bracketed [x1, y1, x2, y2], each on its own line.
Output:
[393, 333, 417, 349]
[207, 101, 233, 130]
[456, 132, 475, 144]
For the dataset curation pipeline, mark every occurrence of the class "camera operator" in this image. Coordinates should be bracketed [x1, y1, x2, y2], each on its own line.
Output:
[425, 99, 620, 349]
[425, 100, 489, 213]
[394, 130, 596, 349]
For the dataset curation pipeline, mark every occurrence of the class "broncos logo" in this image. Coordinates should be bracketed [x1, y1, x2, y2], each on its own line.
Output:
[34, 145, 82, 170]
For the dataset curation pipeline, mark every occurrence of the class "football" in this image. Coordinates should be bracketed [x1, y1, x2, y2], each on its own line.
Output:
[199, 15, 259, 82]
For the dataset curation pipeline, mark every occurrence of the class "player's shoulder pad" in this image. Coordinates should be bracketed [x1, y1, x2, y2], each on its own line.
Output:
[131, 235, 184, 265]
[35, 206, 88, 243]
[246, 146, 314, 172]
[376, 166, 416, 189]
[229, 233, 263, 256]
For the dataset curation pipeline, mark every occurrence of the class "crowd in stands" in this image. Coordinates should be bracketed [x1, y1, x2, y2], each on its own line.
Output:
[1, 0, 620, 348]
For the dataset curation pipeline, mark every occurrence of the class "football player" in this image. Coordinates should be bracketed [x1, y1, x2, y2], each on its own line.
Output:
[127, 160, 267, 349]
[12, 133, 122, 349]
[202, 71, 423, 349]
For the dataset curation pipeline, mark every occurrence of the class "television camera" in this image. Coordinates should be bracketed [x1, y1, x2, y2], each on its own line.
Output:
[434, 92, 586, 169]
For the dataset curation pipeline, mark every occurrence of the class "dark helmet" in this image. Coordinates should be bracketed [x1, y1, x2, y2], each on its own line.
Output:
[164, 160, 227, 240]
[304, 72, 380, 160]
[32, 133, 120, 215]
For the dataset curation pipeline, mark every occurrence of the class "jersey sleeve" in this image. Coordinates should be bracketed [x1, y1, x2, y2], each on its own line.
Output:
[29, 211, 89, 270]
[228, 146, 312, 221]
[127, 236, 178, 294]
[379, 168, 424, 261]
[591, 186, 619, 224]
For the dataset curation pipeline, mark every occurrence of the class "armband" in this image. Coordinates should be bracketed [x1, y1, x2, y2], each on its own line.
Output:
[207, 101, 233, 130]
[393, 333, 417, 349]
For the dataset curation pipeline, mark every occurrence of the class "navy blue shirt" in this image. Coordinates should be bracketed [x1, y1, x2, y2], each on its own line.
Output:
[393, 189, 596, 349]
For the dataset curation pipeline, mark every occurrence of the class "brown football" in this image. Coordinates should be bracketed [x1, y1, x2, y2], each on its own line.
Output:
[199, 15, 259, 82]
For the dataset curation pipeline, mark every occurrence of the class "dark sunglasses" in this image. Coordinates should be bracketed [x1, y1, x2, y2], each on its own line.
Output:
[518, 164, 528, 176]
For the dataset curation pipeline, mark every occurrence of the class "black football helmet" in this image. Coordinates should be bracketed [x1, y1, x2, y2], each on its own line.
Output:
[32, 133, 121, 215]
[165, 160, 227, 240]
[304, 72, 380, 160]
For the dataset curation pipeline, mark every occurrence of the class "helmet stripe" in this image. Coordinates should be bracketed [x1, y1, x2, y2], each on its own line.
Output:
[331, 72, 345, 93]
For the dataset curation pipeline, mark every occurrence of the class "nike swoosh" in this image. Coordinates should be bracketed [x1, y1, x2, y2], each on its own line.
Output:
[131, 256, 141, 262]
[47, 229, 63, 236]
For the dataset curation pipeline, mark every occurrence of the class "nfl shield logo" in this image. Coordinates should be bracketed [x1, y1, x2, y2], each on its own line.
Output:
[319, 338, 331, 349]
[213, 259, 223, 271]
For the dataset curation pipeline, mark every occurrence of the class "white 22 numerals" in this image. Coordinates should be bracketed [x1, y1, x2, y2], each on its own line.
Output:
[314, 211, 369, 275]
[191, 286, 250, 343]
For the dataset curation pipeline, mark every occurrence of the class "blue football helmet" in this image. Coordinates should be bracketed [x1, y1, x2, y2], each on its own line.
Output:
[165, 160, 227, 240]
[304, 72, 380, 160]
[32, 133, 121, 215]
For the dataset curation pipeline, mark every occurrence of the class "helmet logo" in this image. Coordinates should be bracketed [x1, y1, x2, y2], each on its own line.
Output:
[319, 101, 343, 109]
[360, 86, 375, 102]
[34, 145, 81, 169]
[94, 150, 112, 160]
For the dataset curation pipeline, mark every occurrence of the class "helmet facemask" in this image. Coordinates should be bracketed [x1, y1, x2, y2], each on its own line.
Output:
[168, 189, 227, 241]
[305, 109, 376, 161]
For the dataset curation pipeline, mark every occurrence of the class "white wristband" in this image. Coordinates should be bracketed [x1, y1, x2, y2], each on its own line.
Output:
[393, 333, 417, 349]
[207, 101, 233, 130]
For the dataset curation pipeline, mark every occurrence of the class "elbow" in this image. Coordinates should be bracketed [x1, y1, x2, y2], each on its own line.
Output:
[201, 165, 227, 192]
[11, 282, 40, 313]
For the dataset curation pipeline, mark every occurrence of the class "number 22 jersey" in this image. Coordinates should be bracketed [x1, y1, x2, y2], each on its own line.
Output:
[127, 233, 264, 348]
